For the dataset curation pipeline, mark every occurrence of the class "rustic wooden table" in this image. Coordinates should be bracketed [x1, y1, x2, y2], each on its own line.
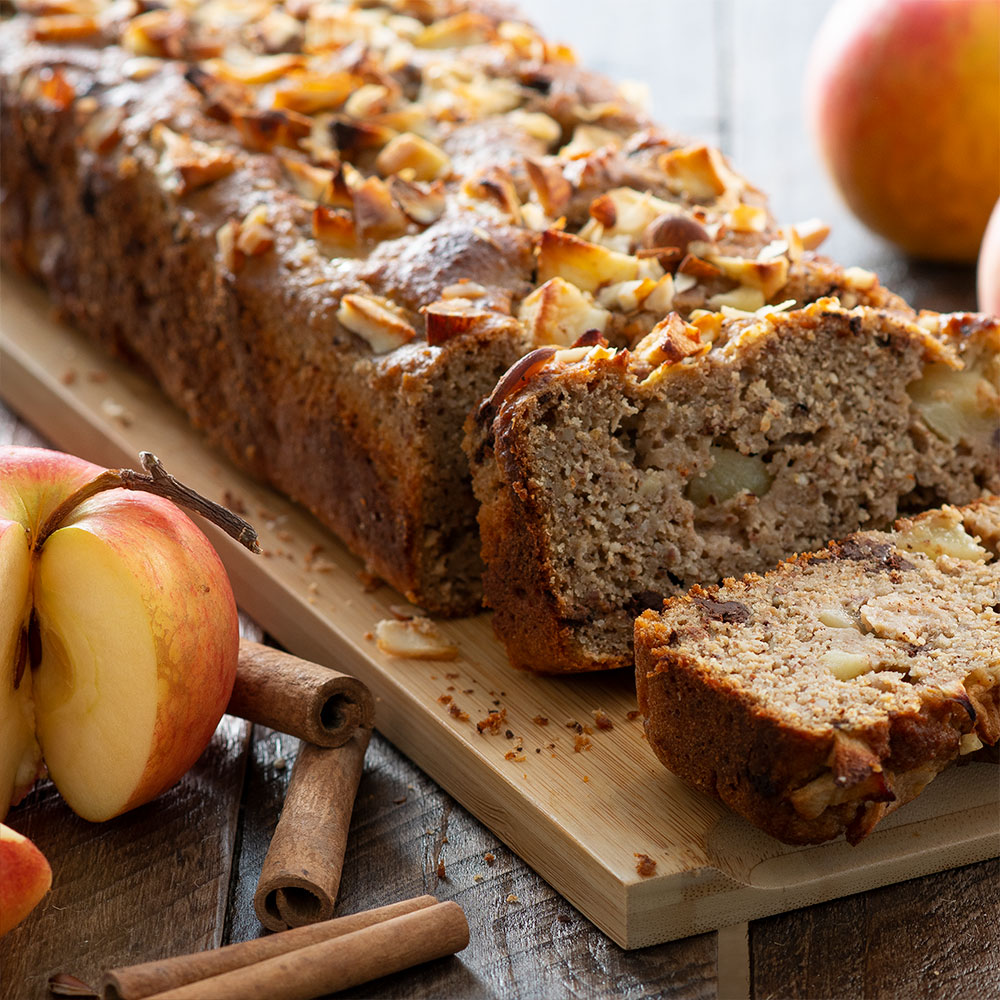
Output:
[2, 2, 998, 998]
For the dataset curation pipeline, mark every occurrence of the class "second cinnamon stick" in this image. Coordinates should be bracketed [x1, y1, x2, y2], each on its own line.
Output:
[227, 640, 374, 747]
[254, 727, 370, 932]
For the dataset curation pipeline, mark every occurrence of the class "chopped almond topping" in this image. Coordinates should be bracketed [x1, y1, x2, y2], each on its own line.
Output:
[389, 176, 446, 225]
[524, 159, 571, 218]
[709, 254, 789, 300]
[235, 205, 274, 257]
[375, 617, 458, 659]
[375, 132, 451, 182]
[352, 176, 408, 240]
[337, 294, 416, 353]
[659, 144, 743, 202]
[415, 11, 495, 48]
[279, 156, 335, 202]
[151, 124, 235, 196]
[518, 277, 610, 347]
[30, 13, 100, 42]
[633, 314, 705, 367]
[312, 205, 357, 253]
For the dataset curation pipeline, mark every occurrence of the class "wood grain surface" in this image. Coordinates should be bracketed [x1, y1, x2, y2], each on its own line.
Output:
[1, 0, 998, 997]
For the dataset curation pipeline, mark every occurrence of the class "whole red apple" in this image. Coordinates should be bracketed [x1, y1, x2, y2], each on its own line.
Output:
[978, 198, 1000, 313]
[0, 822, 52, 936]
[806, 0, 1000, 262]
[0, 447, 239, 823]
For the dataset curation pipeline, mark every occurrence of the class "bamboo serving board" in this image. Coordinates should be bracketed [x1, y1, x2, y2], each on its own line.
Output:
[3, 273, 998, 949]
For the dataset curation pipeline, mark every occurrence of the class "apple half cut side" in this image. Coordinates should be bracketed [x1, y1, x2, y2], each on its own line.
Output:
[0, 447, 249, 824]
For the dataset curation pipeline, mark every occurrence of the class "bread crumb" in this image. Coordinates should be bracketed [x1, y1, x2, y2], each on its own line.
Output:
[592, 709, 613, 730]
[626, 710, 641, 721]
[484, 852, 495, 865]
[634, 853, 657, 877]
[506, 894, 519, 904]
[532, 715, 549, 726]
[448, 703, 469, 722]
[504, 750, 526, 762]
[573, 734, 592, 753]
[363, 630, 374, 641]
[436, 859, 446, 879]
[437, 694, 453, 705]
[582, 775, 590, 782]
[476, 708, 507, 735]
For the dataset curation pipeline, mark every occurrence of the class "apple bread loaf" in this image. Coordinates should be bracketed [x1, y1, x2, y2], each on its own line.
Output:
[467, 301, 1000, 670]
[634, 497, 1000, 845]
[0, 1, 906, 615]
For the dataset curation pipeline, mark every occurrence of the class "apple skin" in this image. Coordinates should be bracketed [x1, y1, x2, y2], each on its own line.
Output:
[977, 199, 1000, 314]
[806, 0, 1000, 262]
[0, 447, 239, 822]
[0, 822, 52, 936]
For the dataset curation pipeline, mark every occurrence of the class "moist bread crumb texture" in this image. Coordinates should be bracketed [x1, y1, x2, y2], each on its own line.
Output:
[1, 0, 905, 615]
[635, 497, 1000, 845]
[469, 303, 999, 672]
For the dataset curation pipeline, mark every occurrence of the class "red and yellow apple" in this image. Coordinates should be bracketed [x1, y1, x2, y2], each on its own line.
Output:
[0, 822, 52, 935]
[978, 198, 1000, 314]
[0, 447, 239, 823]
[806, 0, 1000, 262]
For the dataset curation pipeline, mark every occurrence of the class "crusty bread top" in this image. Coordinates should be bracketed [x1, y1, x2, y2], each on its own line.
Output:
[636, 497, 1000, 738]
[3, 0, 904, 366]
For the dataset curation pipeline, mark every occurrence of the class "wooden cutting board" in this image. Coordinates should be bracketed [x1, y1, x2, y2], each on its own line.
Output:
[2, 272, 998, 949]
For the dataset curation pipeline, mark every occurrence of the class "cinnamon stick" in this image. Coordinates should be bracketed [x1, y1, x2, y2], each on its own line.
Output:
[254, 728, 370, 932]
[227, 640, 373, 747]
[100, 896, 438, 1000]
[140, 902, 469, 1000]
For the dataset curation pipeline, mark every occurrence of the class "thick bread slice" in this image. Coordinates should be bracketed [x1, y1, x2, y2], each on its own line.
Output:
[634, 497, 1000, 845]
[467, 301, 999, 670]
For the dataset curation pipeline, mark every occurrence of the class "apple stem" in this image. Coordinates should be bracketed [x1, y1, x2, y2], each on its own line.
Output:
[33, 452, 261, 554]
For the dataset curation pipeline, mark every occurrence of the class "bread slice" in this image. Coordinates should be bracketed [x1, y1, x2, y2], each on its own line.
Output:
[1, 4, 905, 615]
[467, 301, 999, 670]
[634, 497, 1000, 845]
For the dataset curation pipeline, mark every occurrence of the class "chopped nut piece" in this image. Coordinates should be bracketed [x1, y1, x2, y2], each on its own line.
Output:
[476, 708, 507, 734]
[659, 144, 743, 202]
[633, 314, 705, 367]
[79, 104, 126, 153]
[537, 229, 639, 293]
[793, 217, 832, 250]
[509, 109, 561, 145]
[312, 205, 357, 253]
[235, 205, 274, 257]
[642, 214, 712, 255]
[344, 83, 390, 119]
[30, 13, 99, 41]
[592, 709, 613, 730]
[375, 616, 458, 659]
[389, 176, 446, 225]
[709, 254, 789, 300]
[352, 176, 409, 240]
[424, 300, 495, 345]
[121, 8, 186, 58]
[279, 156, 335, 202]
[560, 124, 622, 158]
[152, 124, 235, 196]
[207, 53, 304, 85]
[518, 277, 610, 347]
[376, 132, 451, 182]
[337, 294, 416, 353]
[724, 204, 769, 233]
[273, 72, 359, 114]
[524, 158, 571, 218]
[415, 11, 494, 48]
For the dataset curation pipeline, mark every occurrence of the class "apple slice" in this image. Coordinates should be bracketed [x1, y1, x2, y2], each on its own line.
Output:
[0, 521, 43, 813]
[0, 822, 52, 936]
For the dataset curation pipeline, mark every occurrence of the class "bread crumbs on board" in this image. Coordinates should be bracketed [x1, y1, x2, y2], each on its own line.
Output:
[592, 709, 613, 730]
[476, 708, 507, 734]
[634, 853, 657, 877]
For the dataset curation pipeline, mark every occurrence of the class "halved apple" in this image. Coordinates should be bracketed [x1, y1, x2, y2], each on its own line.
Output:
[0, 447, 240, 823]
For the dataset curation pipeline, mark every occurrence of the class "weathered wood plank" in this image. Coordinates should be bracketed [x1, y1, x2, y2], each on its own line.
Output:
[751, 859, 1000, 1000]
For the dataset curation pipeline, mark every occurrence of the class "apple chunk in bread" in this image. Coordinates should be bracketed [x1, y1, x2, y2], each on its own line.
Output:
[0, 447, 245, 823]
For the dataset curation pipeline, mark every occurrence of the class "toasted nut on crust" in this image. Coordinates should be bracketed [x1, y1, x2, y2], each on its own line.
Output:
[415, 11, 494, 48]
[537, 229, 639, 293]
[375, 617, 458, 659]
[279, 156, 335, 201]
[709, 254, 789, 300]
[389, 176, 446, 225]
[375, 132, 451, 182]
[633, 313, 705, 367]
[424, 301, 495, 345]
[518, 277, 610, 346]
[337, 294, 416, 353]
[659, 144, 743, 202]
[235, 205, 274, 257]
[352, 176, 409, 240]
[641, 214, 712, 254]
[312, 205, 357, 252]
[152, 124, 235, 195]
[30, 13, 100, 41]
[524, 158, 571, 218]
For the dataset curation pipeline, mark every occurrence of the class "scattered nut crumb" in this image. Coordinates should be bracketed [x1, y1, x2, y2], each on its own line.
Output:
[532, 716, 549, 726]
[484, 852, 495, 865]
[592, 709, 613, 731]
[504, 751, 526, 762]
[437, 694, 453, 705]
[476, 708, 507, 735]
[634, 853, 657, 877]
[574, 734, 592, 753]
[100, 398, 132, 426]
[448, 703, 469, 722]
[375, 617, 458, 660]
[626, 710, 641, 721]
